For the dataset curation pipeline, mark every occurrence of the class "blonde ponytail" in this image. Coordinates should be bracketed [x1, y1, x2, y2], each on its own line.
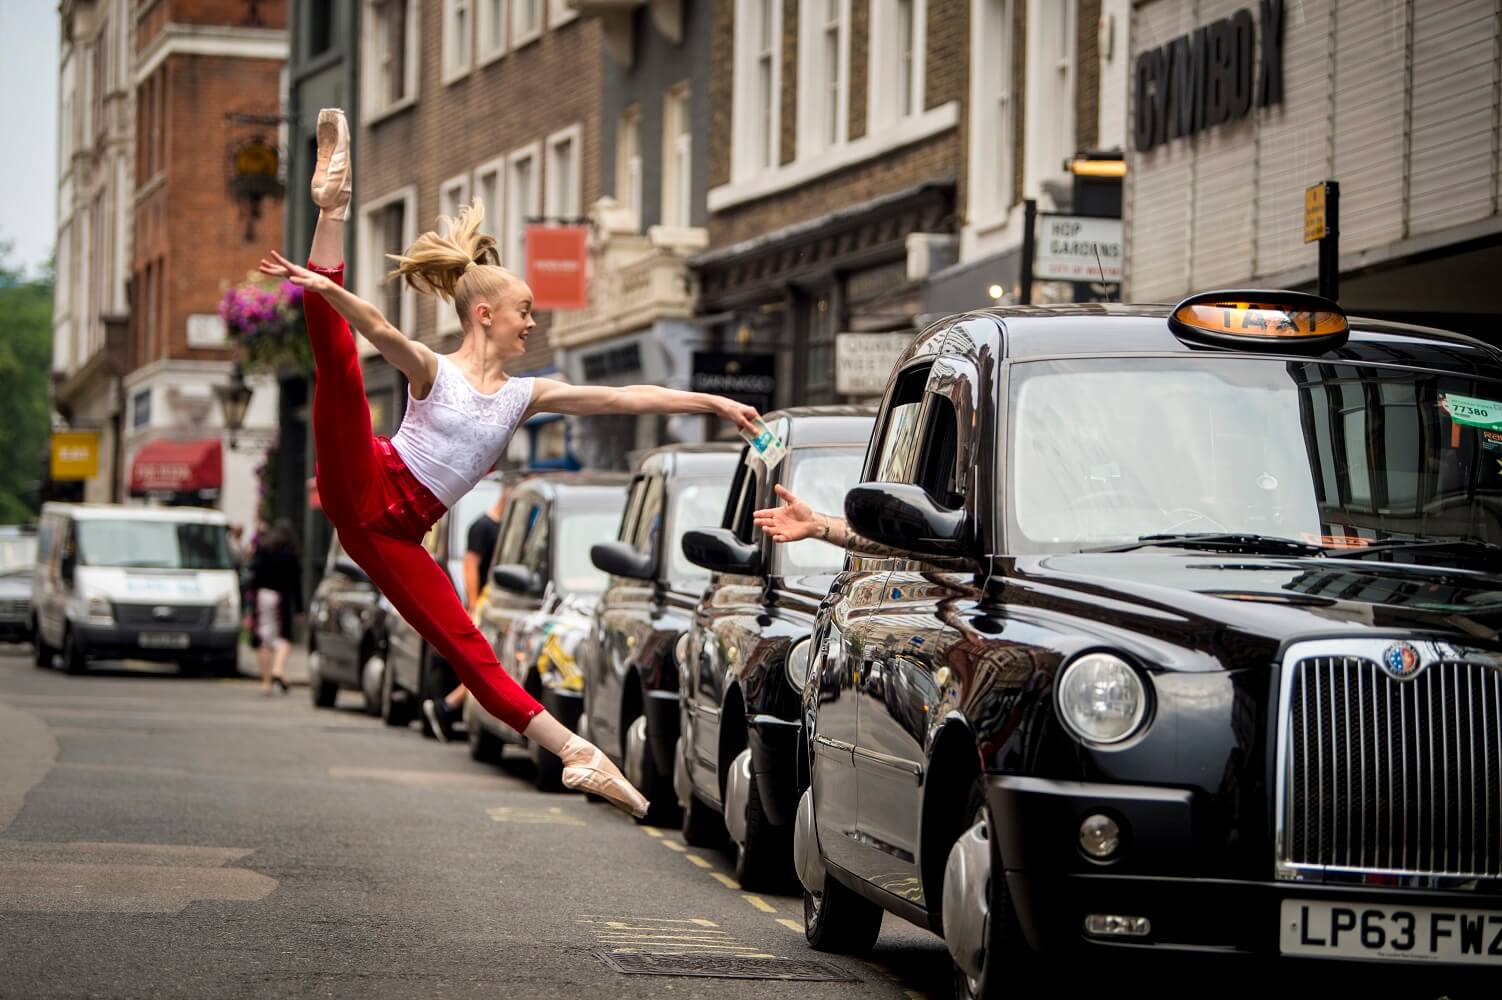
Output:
[387, 200, 514, 324]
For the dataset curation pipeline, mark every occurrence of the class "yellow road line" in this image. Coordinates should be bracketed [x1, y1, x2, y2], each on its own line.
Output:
[684, 854, 712, 868]
[641, 827, 663, 838]
[776, 918, 803, 933]
[659, 839, 686, 852]
[741, 894, 776, 913]
[580, 916, 719, 927]
[708, 872, 739, 889]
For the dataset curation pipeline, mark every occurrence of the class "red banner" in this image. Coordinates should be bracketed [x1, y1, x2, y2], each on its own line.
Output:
[525, 225, 588, 310]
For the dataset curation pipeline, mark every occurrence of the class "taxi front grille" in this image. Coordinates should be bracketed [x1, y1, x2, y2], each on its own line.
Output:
[1282, 655, 1501, 880]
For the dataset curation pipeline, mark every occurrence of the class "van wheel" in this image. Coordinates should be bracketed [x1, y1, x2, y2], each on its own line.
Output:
[804, 874, 883, 954]
[32, 623, 54, 669]
[62, 629, 88, 675]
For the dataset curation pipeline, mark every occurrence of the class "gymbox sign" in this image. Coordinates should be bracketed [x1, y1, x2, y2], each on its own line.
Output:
[1133, 0, 1284, 152]
[525, 225, 588, 310]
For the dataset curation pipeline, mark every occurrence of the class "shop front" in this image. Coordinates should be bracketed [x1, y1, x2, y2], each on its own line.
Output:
[1127, 0, 1502, 348]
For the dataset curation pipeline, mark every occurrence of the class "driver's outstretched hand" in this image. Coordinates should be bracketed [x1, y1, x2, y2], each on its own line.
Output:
[753, 484, 818, 544]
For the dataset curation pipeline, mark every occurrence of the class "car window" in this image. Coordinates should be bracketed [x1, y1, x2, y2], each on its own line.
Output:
[916, 393, 963, 507]
[871, 368, 930, 482]
[720, 448, 752, 532]
[76, 520, 232, 570]
[634, 477, 666, 560]
[778, 448, 867, 575]
[1, 535, 36, 573]
[667, 479, 732, 580]
[556, 509, 621, 592]
[521, 510, 550, 577]
[496, 497, 537, 565]
[618, 476, 647, 544]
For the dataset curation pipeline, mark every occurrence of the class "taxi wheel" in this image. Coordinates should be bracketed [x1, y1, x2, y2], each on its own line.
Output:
[380, 662, 415, 727]
[681, 790, 727, 848]
[951, 779, 1027, 1000]
[803, 875, 882, 954]
[467, 711, 505, 764]
[533, 746, 565, 792]
[309, 651, 338, 709]
[32, 624, 54, 669]
[734, 769, 792, 891]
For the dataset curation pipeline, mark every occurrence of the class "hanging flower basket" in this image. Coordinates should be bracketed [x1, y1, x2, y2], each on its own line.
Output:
[219, 278, 313, 374]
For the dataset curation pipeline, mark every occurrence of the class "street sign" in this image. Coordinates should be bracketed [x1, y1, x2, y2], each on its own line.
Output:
[1033, 215, 1123, 282]
[51, 431, 100, 480]
[1304, 183, 1327, 243]
[525, 225, 589, 310]
[835, 332, 911, 396]
[690, 352, 775, 414]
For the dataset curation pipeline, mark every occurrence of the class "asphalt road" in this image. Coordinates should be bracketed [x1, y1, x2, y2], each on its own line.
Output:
[0, 646, 1491, 999]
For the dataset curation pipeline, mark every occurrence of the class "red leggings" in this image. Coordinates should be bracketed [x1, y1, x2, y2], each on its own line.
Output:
[304, 264, 543, 733]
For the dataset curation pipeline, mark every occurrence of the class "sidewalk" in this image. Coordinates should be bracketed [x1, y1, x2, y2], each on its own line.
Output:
[235, 640, 310, 685]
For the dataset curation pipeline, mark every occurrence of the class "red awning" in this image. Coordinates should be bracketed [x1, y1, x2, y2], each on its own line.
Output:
[130, 438, 223, 495]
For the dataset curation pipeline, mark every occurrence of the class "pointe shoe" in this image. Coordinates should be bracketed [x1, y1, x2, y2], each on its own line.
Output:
[310, 108, 352, 220]
[558, 735, 649, 818]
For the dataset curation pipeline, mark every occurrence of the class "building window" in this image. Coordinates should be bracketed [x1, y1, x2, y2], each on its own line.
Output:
[132, 389, 152, 430]
[506, 144, 541, 276]
[512, 0, 541, 47]
[308, 0, 335, 57]
[363, 0, 419, 120]
[438, 173, 473, 334]
[970, 0, 1014, 223]
[546, 125, 581, 220]
[869, 0, 926, 131]
[478, 0, 507, 62]
[443, 0, 474, 82]
[1025, 0, 1074, 201]
[661, 86, 693, 227]
[798, 0, 849, 157]
[617, 106, 642, 227]
[476, 155, 506, 238]
[549, 0, 577, 30]
[358, 187, 417, 334]
[733, 0, 781, 179]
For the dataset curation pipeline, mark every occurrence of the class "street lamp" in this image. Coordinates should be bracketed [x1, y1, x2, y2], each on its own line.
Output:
[214, 363, 254, 449]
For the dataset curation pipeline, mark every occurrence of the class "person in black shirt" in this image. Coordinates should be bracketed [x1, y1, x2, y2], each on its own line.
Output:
[251, 520, 303, 695]
[424, 491, 505, 740]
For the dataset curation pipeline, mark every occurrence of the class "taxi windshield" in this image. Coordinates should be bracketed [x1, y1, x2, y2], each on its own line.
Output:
[1007, 357, 1502, 554]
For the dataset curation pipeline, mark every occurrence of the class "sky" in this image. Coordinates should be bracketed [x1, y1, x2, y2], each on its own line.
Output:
[0, 2, 60, 278]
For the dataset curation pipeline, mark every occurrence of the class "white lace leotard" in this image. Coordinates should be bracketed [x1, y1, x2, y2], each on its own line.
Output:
[389, 355, 534, 509]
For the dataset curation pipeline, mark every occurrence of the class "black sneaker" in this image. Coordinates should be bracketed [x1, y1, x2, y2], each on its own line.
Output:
[422, 698, 457, 743]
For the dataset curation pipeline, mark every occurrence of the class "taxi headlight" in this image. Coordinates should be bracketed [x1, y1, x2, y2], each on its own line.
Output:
[784, 637, 812, 692]
[1056, 653, 1148, 746]
[214, 595, 238, 626]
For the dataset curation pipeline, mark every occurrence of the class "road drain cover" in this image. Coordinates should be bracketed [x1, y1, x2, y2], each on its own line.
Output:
[592, 950, 858, 982]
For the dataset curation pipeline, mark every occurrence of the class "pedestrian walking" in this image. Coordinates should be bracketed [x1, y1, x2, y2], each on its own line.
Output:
[423, 490, 506, 742]
[254, 108, 759, 816]
[251, 519, 302, 695]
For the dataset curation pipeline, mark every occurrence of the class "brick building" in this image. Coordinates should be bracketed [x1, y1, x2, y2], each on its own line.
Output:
[124, 0, 289, 531]
[51, 0, 138, 504]
[355, 0, 606, 467]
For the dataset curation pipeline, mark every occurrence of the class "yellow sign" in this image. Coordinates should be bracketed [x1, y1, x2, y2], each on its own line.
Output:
[51, 430, 100, 480]
[1304, 183, 1327, 243]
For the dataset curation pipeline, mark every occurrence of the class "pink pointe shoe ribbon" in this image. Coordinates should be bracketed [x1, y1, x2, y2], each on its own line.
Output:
[558, 735, 649, 818]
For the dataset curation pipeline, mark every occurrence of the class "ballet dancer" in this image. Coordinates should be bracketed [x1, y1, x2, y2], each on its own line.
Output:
[259, 109, 759, 817]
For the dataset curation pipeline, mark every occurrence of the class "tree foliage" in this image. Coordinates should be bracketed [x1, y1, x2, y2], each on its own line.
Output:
[0, 241, 54, 523]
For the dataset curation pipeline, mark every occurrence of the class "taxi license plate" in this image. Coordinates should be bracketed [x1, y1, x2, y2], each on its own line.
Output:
[1281, 900, 1502, 966]
[139, 632, 190, 649]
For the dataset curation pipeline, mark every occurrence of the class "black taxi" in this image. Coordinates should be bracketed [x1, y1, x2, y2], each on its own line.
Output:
[791, 293, 1502, 990]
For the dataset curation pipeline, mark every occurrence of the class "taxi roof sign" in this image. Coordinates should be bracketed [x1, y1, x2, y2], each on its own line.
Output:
[1168, 290, 1348, 353]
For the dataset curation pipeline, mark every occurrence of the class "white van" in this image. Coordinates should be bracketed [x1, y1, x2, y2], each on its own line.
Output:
[31, 503, 241, 675]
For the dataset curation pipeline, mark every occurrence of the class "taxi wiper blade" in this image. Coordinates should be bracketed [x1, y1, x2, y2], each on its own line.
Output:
[1328, 537, 1502, 560]
[1093, 533, 1327, 555]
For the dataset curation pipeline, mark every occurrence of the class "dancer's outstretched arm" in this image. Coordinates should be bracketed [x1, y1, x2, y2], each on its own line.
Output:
[260, 250, 438, 390]
[529, 379, 760, 434]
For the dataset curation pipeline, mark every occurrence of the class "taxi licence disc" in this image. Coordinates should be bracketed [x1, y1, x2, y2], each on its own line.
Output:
[1280, 899, 1502, 966]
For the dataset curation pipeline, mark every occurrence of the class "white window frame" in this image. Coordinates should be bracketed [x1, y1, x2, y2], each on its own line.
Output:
[511, 0, 543, 48]
[357, 185, 419, 340]
[477, 0, 508, 64]
[506, 142, 543, 278]
[437, 172, 473, 334]
[868, 0, 926, 134]
[968, 0, 1014, 229]
[1022, 0, 1074, 203]
[475, 153, 508, 242]
[617, 105, 643, 228]
[545, 124, 583, 221]
[797, 0, 850, 159]
[548, 0, 577, 30]
[731, 0, 782, 181]
[661, 85, 693, 228]
[362, 0, 420, 123]
[442, 0, 474, 84]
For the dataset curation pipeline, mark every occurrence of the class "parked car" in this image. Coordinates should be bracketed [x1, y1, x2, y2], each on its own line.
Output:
[0, 525, 38, 644]
[467, 473, 630, 785]
[31, 503, 240, 675]
[581, 443, 741, 824]
[793, 294, 1502, 990]
[383, 473, 508, 731]
[305, 532, 389, 712]
[677, 407, 876, 889]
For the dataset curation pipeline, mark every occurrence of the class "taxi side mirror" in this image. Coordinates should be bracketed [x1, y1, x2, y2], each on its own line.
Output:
[681, 528, 763, 577]
[492, 562, 542, 596]
[591, 541, 654, 581]
[844, 483, 971, 558]
[333, 558, 370, 585]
